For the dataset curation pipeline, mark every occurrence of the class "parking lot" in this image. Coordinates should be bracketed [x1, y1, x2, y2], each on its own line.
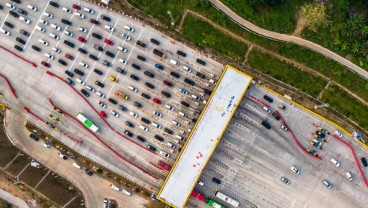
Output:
[0, 0, 223, 191]
[188, 84, 368, 208]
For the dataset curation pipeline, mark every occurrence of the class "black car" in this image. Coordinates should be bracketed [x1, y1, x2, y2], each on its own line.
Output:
[74, 69, 84, 76]
[89, 54, 98, 61]
[17, 8, 27, 15]
[61, 18, 71, 25]
[50, 1, 59, 7]
[147, 145, 156, 151]
[14, 45, 23, 52]
[204, 89, 212, 95]
[361, 157, 368, 167]
[261, 121, 271, 129]
[143, 71, 154, 78]
[94, 69, 103, 75]
[108, 98, 117, 105]
[19, 29, 30, 37]
[181, 101, 190, 108]
[263, 95, 274, 103]
[102, 60, 111, 67]
[134, 102, 142, 108]
[212, 177, 221, 184]
[31, 45, 41, 52]
[137, 136, 146, 142]
[145, 82, 154, 89]
[161, 91, 171, 98]
[64, 40, 75, 48]
[154, 135, 164, 142]
[58, 59, 67, 66]
[4, 21, 14, 28]
[170, 71, 180, 78]
[16, 37, 25, 45]
[105, 51, 115, 58]
[81, 89, 90, 97]
[137, 40, 146, 48]
[9, 11, 19, 18]
[141, 117, 150, 124]
[150, 38, 160, 45]
[116, 67, 126, 74]
[85, 169, 93, 176]
[94, 44, 103, 51]
[65, 70, 74, 77]
[131, 63, 140, 70]
[124, 130, 133, 137]
[29, 134, 39, 141]
[92, 33, 102, 39]
[0, 5, 3, 10]
[11, 0, 21, 3]
[125, 121, 134, 128]
[141, 93, 150, 99]
[164, 128, 173, 135]
[130, 74, 140, 81]
[118, 105, 127, 111]
[177, 50, 187, 57]
[101, 15, 111, 22]
[95, 81, 104, 88]
[90, 19, 100, 25]
[196, 58, 206, 65]
[137, 55, 146, 61]
[272, 112, 280, 120]
[184, 78, 195, 86]
[78, 48, 88, 54]
[66, 78, 74, 85]
[196, 72, 206, 79]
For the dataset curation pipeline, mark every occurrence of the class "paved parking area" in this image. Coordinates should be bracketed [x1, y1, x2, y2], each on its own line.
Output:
[188, 84, 368, 208]
[0, 0, 223, 192]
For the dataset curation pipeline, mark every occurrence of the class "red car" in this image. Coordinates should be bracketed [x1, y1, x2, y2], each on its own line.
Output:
[41, 61, 50, 68]
[72, 4, 81, 10]
[163, 80, 173, 87]
[191, 191, 205, 201]
[65, 54, 74, 60]
[78, 37, 87, 43]
[99, 111, 107, 118]
[104, 38, 113, 46]
[153, 98, 161, 104]
[158, 161, 171, 171]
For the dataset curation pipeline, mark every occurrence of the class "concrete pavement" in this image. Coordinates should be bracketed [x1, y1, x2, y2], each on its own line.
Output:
[4, 110, 148, 208]
[0, 189, 29, 208]
[209, 0, 368, 80]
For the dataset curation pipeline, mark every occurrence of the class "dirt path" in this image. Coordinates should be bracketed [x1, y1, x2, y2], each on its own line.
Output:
[293, 16, 307, 36]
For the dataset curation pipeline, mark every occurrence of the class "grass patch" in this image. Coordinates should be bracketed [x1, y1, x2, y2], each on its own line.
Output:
[321, 84, 368, 130]
[181, 15, 248, 60]
[247, 49, 328, 97]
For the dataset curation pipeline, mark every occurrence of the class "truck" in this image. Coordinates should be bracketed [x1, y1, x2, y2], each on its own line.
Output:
[115, 91, 129, 100]
[136, 40, 146, 48]
[153, 48, 166, 58]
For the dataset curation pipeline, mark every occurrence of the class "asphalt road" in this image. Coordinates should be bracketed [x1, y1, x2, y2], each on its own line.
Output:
[209, 0, 368, 80]
[0, 188, 29, 208]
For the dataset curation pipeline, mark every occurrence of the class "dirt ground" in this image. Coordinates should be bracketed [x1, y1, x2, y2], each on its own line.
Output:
[0, 173, 35, 206]
[5, 155, 31, 176]
[65, 195, 84, 208]
[292, 15, 307, 36]
[0, 114, 19, 168]
[19, 166, 49, 188]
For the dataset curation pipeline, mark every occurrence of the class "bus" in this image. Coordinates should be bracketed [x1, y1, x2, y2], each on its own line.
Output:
[215, 192, 239, 207]
[76, 113, 99, 132]
[207, 199, 225, 208]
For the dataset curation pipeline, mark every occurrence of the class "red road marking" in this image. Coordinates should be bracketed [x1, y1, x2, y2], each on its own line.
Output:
[0, 73, 17, 98]
[0, 45, 36, 67]
[23, 107, 45, 123]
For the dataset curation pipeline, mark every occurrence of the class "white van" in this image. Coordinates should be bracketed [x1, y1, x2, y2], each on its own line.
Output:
[110, 184, 120, 191]
[183, 65, 192, 72]
[72, 162, 82, 169]
[151, 122, 162, 129]
[124, 25, 135, 32]
[76, 78, 86, 85]
[139, 125, 148, 132]
[178, 111, 186, 117]
[170, 59, 179, 66]
[122, 189, 132, 196]
[0, 28, 10, 36]
[36, 25, 45, 32]
[84, 7, 95, 14]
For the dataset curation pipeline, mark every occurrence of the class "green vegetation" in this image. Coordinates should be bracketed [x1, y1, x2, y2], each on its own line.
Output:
[321, 84, 368, 130]
[220, 0, 308, 33]
[181, 16, 248, 60]
[247, 49, 328, 97]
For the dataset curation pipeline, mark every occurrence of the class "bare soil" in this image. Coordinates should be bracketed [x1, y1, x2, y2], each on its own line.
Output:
[5, 155, 31, 176]
[19, 166, 49, 188]
[293, 15, 306, 36]
[65, 195, 84, 208]
[0, 113, 19, 168]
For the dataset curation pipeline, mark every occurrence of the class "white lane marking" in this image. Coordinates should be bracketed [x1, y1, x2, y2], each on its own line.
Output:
[106, 28, 144, 97]
[0, 10, 11, 28]
[23, 0, 51, 51]
[303, 203, 308, 208]
[290, 198, 297, 208]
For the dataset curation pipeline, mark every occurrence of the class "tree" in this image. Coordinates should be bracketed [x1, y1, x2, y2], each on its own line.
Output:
[361, 25, 368, 37]
[301, 3, 329, 32]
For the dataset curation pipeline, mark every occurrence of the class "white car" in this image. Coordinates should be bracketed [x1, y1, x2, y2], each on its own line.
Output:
[52, 47, 61, 53]
[291, 166, 300, 174]
[104, 25, 115, 32]
[5, 3, 15, 10]
[119, 59, 127, 64]
[165, 104, 174, 111]
[39, 19, 48, 25]
[62, 7, 72, 13]
[79, 62, 89, 68]
[110, 110, 119, 117]
[35, 26, 45, 33]
[96, 91, 106, 98]
[84, 7, 95, 14]
[86, 85, 96, 92]
[99, 101, 106, 108]
[64, 30, 74, 37]
[75, 12, 85, 18]
[43, 12, 54, 18]
[153, 111, 162, 118]
[345, 171, 352, 181]
[49, 33, 60, 40]
[19, 16, 31, 24]
[139, 125, 148, 132]
[159, 151, 170, 158]
[117, 46, 128, 53]
[38, 39, 49, 46]
[329, 158, 340, 167]
[0, 29, 10, 36]
[262, 106, 271, 113]
[130, 111, 138, 118]
[42, 141, 51, 148]
[280, 125, 288, 131]
[334, 130, 343, 138]
[44, 53, 54, 60]
[183, 65, 192, 72]
[27, 5, 37, 12]
[51, 24, 61, 31]
[78, 27, 88, 33]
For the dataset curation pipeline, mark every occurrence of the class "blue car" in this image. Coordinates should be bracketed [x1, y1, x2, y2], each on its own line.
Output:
[155, 64, 163, 70]
[66, 78, 74, 85]
[179, 88, 188, 94]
